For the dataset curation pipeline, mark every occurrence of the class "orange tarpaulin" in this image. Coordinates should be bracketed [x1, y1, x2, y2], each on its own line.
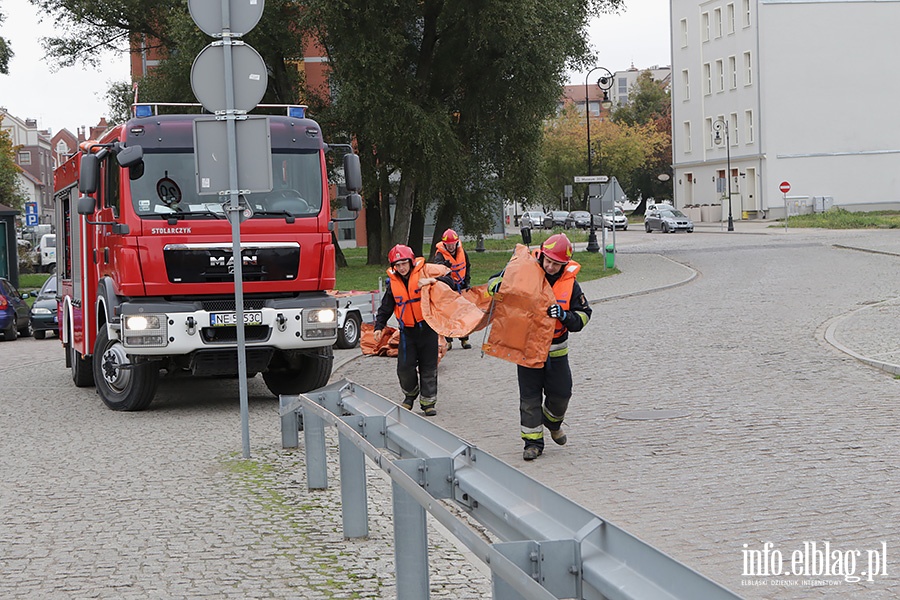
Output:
[420, 244, 556, 369]
[480, 245, 556, 368]
[359, 323, 448, 360]
[358, 250, 554, 368]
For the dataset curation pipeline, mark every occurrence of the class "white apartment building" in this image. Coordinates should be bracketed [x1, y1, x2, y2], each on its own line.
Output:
[671, 0, 900, 218]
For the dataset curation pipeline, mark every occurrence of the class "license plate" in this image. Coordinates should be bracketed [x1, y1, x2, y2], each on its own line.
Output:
[209, 311, 263, 327]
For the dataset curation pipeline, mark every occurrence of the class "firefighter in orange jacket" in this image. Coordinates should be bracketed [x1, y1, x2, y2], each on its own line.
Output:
[374, 244, 440, 416]
[488, 233, 592, 460]
[431, 228, 472, 349]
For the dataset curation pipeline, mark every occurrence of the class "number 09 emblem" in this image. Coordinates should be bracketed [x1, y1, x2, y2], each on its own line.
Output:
[157, 177, 182, 207]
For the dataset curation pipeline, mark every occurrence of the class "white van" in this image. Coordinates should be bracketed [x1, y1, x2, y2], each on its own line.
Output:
[39, 233, 56, 272]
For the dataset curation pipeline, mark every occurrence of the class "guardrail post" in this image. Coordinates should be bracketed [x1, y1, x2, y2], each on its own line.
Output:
[279, 395, 299, 448]
[338, 430, 368, 538]
[303, 408, 328, 490]
[392, 477, 430, 599]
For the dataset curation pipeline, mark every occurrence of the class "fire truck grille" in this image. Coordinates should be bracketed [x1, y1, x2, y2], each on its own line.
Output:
[164, 245, 300, 283]
[202, 299, 267, 312]
[189, 347, 275, 376]
[201, 325, 271, 344]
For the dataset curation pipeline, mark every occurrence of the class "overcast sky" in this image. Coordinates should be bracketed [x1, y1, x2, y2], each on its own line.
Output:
[0, 0, 670, 136]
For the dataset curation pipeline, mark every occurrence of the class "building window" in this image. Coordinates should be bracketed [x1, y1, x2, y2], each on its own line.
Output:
[703, 63, 711, 95]
[727, 3, 735, 34]
[705, 117, 714, 149]
[682, 69, 690, 100]
[681, 18, 688, 47]
[745, 109, 754, 143]
[17, 151, 31, 165]
[716, 60, 725, 92]
[730, 113, 739, 145]
[714, 8, 723, 38]
[702, 12, 710, 42]
[683, 121, 692, 153]
[743, 51, 753, 85]
[742, 0, 751, 28]
[729, 56, 737, 89]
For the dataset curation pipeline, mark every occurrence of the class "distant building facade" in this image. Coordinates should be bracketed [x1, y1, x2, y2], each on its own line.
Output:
[0, 108, 53, 224]
[671, 0, 900, 217]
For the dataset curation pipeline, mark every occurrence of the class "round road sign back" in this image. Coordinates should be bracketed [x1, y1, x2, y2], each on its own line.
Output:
[779, 181, 791, 194]
[191, 43, 268, 113]
[189, 0, 264, 37]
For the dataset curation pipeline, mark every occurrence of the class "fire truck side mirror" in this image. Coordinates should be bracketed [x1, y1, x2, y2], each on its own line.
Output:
[345, 193, 362, 212]
[77, 195, 97, 215]
[79, 154, 100, 194]
[343, 153, 362, 193]
[116, 144, 143, 168]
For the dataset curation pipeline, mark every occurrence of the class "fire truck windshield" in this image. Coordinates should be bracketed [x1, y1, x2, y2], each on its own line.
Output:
[130, 150, 324, 219]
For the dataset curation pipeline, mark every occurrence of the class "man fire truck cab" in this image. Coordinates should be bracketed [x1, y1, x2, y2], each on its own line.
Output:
[54, 105, 362, 411]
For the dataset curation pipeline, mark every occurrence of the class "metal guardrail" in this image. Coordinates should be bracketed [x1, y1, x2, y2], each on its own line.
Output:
[280, 379, 743, 600]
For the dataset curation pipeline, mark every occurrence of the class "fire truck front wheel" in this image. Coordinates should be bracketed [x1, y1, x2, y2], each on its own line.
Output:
[93, 326, 159, 411]
[263, 347, 333, 396]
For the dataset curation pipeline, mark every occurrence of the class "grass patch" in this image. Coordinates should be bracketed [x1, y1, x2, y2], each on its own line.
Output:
[335, 229, 619, 291]
[782, 208, 900, 229]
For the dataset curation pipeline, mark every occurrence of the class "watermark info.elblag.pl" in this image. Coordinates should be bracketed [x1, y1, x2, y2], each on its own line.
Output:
[742, 541, 889, 587]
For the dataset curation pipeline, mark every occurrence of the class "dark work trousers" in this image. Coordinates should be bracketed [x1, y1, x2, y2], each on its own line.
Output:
[517, 354, 572, 450]
[397, 322, 439, 406]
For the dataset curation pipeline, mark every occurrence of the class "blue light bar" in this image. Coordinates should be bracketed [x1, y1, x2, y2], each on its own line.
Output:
[287, 105, 306, 118]
[134, 104, 153, 118]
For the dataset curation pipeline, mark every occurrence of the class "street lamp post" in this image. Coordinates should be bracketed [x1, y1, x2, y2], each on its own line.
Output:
[585, 66, 613, 253]
[713, 118, 734, 231]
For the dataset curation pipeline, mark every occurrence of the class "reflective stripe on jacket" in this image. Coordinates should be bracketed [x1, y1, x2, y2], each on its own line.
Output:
[387, 257, 426, 327]
[435, 242, 468, 287]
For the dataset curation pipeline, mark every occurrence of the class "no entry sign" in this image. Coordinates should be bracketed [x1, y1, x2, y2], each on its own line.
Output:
[779, 181, 791, 194]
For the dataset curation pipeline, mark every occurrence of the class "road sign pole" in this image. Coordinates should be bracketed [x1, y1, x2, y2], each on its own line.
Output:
[779, 182, 791, 233]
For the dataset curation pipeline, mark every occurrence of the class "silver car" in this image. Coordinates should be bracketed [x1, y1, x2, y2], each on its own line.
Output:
[644, 208, 694, 233]
[520, 211, 547, 229]
[601, 207, 629, 230]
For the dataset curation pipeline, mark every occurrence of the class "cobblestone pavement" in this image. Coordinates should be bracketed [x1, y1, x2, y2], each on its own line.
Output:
[2, 222, 898, 599]
[338, 223, 900, 599]
[0, 344, 490, 598]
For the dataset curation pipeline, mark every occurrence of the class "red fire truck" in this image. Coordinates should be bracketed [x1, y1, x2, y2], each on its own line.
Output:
[53, 105, 361, 411]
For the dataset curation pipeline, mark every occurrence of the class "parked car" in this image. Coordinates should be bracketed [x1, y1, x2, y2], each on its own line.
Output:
[0, 277, 33, 341]
[601, 207, 629, 230]
[548, 211, 570, 228]
[644, 208, 694, 233]
[565, 211, 593, 229]
[645, 202, 674, 214]
[30, 275, 58, 340]
[520, 211, 547, 229]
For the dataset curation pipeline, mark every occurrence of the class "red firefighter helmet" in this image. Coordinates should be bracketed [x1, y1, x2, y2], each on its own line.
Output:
[388, 244, 415, 265]
[442, 228, 460, 243]
[541, 233, 573, 264]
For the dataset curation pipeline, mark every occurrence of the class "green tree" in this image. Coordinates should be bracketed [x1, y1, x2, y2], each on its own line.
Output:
[302, 0, 619, 263]
[0, 118, 25, 210]
[0, 7, 13, 74]
[610, 70, 672, 213]
[537, 104, 588, 211]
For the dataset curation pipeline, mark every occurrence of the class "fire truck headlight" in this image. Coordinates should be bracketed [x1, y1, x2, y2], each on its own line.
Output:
[123, 314, 167, 347]
[302, 308, 337, 340]
[307, 308, 336, 324]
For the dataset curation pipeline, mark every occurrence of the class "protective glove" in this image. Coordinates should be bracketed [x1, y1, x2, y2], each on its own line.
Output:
[547, 304, 567, 321]
[374, 329, 384, 344]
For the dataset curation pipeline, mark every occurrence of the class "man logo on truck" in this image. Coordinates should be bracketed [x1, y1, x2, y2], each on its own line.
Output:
[210, 254, 259, 273]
